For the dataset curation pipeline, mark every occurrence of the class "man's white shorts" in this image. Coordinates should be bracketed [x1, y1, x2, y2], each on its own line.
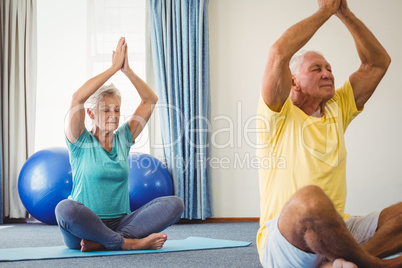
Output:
[262, 211, 380, 268]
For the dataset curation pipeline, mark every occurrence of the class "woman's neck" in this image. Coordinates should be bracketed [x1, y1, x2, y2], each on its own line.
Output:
[91, 127, 114, 151]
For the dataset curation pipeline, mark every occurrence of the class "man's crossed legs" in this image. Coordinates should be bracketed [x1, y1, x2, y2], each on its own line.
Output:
[263, 185, 402, 267]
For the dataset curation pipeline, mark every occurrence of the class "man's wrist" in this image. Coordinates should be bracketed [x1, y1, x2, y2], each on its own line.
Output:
[316, 7, 335, 22]
[336, 9, 354, 22]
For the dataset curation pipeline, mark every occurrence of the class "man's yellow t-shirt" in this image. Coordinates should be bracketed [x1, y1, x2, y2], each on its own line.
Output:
[256, 80, 362, 260]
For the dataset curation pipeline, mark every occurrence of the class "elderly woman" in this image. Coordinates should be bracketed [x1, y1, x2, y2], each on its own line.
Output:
[55, 37, 184, 252]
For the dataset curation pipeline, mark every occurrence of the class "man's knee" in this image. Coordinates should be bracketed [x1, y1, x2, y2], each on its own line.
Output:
[278, 185, 343, 249]
[379, 202, 402, 229]
[277, 185, 334, 252]
[279, 185, 340, 229]
[296, 185, 326, 196]
[290, 185, 330, 212]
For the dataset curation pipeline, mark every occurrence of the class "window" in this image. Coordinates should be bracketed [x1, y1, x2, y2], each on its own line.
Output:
[36, 0, 149, 153]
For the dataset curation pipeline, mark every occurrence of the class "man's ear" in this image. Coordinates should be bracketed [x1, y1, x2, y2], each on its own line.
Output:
[87, 108, 95, 119]
[291, 76, 300, 91]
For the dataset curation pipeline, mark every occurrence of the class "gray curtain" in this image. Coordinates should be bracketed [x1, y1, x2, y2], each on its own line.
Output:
[0, 0, 37, 220]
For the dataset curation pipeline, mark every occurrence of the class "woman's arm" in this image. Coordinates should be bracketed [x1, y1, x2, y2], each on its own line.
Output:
[121, 43, 158, 142]
[66, 37, 127, 143]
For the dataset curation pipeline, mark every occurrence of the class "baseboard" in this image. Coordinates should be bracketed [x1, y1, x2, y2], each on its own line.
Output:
[178, 217, 260, 224]
[3, 217, 27, 224]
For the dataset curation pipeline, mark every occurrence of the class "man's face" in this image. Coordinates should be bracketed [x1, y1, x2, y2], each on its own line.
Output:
[294, 52, 335, 101]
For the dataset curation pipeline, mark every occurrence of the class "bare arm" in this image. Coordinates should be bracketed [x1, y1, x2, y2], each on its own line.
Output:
[66, 37, 126, 143]
[262, 0, 340, 112]
[121, 44, 158, 142]
[336, 0, 391, 110]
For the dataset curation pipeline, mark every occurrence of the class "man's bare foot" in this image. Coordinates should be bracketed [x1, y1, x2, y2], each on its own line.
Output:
[121, 233, 168, 250]
[320, 259, 357, 268]
[80, 239, 106, 252]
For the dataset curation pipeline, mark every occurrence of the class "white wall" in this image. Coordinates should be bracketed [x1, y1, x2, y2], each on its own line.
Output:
[36, 0, 87, 150]
[209, 0, 402, 217]
[36, 0, 149, 154]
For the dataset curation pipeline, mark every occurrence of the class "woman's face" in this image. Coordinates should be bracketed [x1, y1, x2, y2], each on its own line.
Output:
[93, 95, 121, 133]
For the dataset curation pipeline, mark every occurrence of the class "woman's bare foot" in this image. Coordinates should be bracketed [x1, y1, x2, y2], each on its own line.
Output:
[121, 233, 168, 250]
[80, 239, 106, 252]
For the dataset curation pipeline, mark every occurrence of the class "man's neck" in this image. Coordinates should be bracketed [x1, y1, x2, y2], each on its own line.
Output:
[291, 93, 327, 117]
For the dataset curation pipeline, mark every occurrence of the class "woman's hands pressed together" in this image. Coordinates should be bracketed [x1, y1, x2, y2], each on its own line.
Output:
[112, 37, 127, 72]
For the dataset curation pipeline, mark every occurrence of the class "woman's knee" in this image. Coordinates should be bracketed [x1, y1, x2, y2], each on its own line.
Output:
[152, 196, 184, 217]
[55, 199, 82, 224]
[161, 196, 184, 227]
[169, 196, 184, 215]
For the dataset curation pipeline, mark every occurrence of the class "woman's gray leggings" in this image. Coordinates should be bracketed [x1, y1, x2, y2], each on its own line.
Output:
[55, 196, 184, 249]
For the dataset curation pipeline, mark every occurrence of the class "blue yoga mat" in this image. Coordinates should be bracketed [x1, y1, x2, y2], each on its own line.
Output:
[0, 237, 251, 262]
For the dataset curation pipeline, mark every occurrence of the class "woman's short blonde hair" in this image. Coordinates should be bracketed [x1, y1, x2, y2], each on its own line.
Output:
[86, 83, 121, 112]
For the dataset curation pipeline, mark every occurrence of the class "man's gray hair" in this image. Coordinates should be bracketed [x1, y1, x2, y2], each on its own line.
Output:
[289, 50, 324, 76]
[86, 83, 121, 111]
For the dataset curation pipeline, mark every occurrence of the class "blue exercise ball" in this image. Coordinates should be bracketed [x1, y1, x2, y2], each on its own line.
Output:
[128, 153, 173, 211]
[18, 147, 72, 225]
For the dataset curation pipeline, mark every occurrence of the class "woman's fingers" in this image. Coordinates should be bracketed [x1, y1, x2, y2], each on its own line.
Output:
[122, 43, 129, 71]
[116, 37, 126, 52]
[111, 37, 128, 70]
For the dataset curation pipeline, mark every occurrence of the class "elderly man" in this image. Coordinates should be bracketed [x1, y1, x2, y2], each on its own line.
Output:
[256, 0, 402, 267]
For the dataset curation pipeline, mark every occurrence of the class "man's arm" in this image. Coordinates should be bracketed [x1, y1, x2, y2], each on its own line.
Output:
[261, 0, 340, 112]
[336, 0, 391, 110]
